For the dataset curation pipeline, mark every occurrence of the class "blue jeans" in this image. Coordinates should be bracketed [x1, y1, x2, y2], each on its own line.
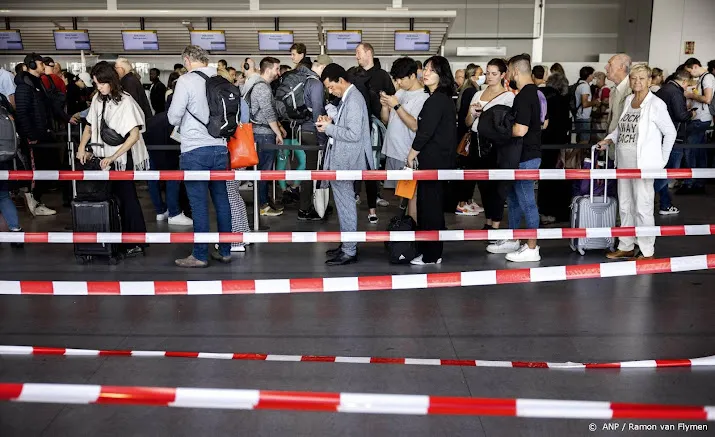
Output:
[180, 146, 232, 261]
[147, 153, 181, 216]
[576, 119, 591, 143]
[255, 133, 277, 206]
[653, 147, 684, 210]
[507, 158, 541, 230]
[0, 190, 20, 230]
[684, 120, 710, 188]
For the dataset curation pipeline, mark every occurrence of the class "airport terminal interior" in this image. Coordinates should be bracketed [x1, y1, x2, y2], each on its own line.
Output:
[0, 0, 714, 436]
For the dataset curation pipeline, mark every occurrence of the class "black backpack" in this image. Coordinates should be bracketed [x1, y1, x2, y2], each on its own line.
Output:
[385, 213, 418, 264]
[567, 79, 585, 118]
[274, 69, 318, 121]
[43, 75, 67, 115]
[0, 103, 17, 162]
[189, 71, 241, 139]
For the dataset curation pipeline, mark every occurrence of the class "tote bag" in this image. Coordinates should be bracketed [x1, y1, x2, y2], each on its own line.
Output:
[313, 149, 330, 218]
[228, 123, 259, 169]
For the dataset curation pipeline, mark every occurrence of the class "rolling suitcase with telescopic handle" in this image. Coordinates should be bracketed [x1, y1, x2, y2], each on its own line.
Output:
[569, 145, 618, 256]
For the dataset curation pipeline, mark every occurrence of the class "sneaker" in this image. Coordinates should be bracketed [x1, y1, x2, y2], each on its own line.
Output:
[24, 192, 37, 215]
[540, 214, 556, 225]
[486, 239, 520, 254]
[239, 182, 254, 191]
[168, 212, 194, 226]
[399, 199, 408, 210]
[505, 244, 541, 262]
[33, 204, 57, 216]
[376, 197, 390, 207]
[368, 213, 378, 224]
[214, 244, 246, 253]
[10, 227, 24, 249]
[156, 210, 169, 221]
[467, 200, 484, 213]
[175, 255, 208, 268]
[298, 209, 322, 221]
[260, 205, 283, 217]
[355, 194, 361, 205]
[269, 201, 285, 212]
[455, 204, 479, 216]
[410, 254, 443, 265]
[659, 206, 679, 216]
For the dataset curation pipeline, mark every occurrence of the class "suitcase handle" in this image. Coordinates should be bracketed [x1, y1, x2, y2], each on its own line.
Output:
[589, 145, 609, 203]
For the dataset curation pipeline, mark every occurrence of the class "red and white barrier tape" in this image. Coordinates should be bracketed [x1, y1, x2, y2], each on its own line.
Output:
[1, 254, 713, 295]
[0, 382, 713, 420]
[1, 225, 714, 244]
[3, 345, 713, 370]
[2, 168, 715, 181]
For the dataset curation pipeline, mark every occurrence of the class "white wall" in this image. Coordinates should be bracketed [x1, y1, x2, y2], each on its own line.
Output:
[649, 0, 715, 72]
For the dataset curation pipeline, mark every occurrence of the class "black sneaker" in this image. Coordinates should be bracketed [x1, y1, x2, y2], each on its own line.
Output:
[10, 228, 24, 249]
[298, 209, 322, 221]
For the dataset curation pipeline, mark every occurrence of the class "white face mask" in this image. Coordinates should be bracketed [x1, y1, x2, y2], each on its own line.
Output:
[476, 75, 486, 86]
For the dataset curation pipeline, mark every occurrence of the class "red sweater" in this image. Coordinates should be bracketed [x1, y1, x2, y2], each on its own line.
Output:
[40, 74, 67, 94]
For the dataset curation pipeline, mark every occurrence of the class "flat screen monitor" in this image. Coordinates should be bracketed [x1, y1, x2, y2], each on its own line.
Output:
[326, 30, 362, 52]
[0, 30, 23, 50]
[258, 31, 294, 52]
[394, 30, 430, 52]
[122, 30, 159, 51]
[53, 30, 91, 51]
[190, 30, 226, 51]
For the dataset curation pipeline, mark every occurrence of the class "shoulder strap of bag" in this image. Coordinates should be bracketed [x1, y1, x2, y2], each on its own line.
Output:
[187, 71, 211, 128]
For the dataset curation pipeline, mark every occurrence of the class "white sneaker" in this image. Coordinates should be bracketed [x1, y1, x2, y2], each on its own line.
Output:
[215, 243, 246, 253]
[24, 192, 38, 215]
[486, 239, 520, 254]
[376, 197, 390, 207]
[33, 204, 57, 216]
[410, 254, 442, 265]
[659, 206, 679, 216]
[355, 194, 361, 205]
[168, 212, 193, 226]
[505, 244, 541, 263]
[467, 200, 484, 213]
[156, 210, 169, 221]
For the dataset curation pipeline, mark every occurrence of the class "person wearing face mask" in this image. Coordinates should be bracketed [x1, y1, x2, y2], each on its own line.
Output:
[454, 63, 486, 216]
[597, 64, 676, 261]
[465, 58, 515, 232]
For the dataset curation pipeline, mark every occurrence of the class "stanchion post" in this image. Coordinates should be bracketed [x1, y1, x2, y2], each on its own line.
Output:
[253, 162, 259, 232]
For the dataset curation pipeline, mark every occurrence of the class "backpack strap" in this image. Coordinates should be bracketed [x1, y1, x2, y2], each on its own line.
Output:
[187, 70, 210, 128]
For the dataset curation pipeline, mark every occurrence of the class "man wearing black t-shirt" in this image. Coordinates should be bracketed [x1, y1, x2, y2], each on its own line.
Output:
[486, 54, 542, 263]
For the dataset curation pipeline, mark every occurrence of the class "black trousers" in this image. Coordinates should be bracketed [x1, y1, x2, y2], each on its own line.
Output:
[111, 156, 147, 249]
[455, 148, 480, 203]
[474, 149, 509, 222]
[299, 129, 320, 212]
[354, 180, 379, 209]
[30, 145, 57, 204]
[417, 180, 445, 262]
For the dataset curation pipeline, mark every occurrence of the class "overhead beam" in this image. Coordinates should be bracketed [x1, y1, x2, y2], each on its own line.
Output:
[249, 0, 259, 11]
[0, 9, 457, 19]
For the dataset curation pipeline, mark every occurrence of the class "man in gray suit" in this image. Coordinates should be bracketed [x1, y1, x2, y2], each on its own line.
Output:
[317, 64, 375, 266]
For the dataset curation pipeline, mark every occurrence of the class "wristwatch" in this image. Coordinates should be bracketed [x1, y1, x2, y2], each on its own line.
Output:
[393, 103, 402, 111]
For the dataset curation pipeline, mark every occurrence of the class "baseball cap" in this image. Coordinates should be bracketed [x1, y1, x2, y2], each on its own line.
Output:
[42, 56, 55, 67]
[78, 72, 93, 87]
[316, 54, 333, 65]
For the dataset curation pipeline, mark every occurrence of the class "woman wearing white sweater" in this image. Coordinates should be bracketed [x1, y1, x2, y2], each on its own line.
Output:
[597, 64, 676, 260]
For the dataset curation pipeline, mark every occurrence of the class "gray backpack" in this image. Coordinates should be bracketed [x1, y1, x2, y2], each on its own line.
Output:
[0, 104, 17, 162]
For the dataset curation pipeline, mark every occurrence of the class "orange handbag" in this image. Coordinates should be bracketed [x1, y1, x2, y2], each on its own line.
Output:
[228, 123, 259, 169]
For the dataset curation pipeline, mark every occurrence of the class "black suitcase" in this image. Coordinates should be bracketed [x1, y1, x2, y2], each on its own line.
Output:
[72, 198, 122, 265]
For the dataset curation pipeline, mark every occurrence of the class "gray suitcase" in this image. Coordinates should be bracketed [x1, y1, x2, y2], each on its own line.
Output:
[570, 146, 617, 256]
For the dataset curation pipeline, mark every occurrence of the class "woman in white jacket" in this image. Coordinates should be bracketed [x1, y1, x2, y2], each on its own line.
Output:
[597, 64, 676, 260]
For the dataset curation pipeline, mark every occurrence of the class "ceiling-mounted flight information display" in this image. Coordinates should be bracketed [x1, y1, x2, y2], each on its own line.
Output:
[190, 30, 226, 51]
[54, 30, 91, 51]
[0, 30, 23, 50]
[326, 30, 362, 52]
[122, 30, 159, 51]
[258, 31, 294, 51]
[394, 30, 431, 52]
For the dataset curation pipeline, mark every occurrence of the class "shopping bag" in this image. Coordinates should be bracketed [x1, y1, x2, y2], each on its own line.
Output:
[395, 179, 417, 199]
[228, 123, 258, 169]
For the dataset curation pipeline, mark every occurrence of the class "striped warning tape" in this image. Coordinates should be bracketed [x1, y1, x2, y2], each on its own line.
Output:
[0, 382, 713, 420]
[1, 225, 713, 244]
[1, 254, 713, 295]
[3, 345, 713, 370]
[2, 168, 715, 181]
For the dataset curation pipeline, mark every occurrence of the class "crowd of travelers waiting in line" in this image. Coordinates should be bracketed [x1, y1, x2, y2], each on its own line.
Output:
[0, 42, 713, 266]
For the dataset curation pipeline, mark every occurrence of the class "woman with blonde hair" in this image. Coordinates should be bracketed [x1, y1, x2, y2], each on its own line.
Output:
[597, 64, 676, 260]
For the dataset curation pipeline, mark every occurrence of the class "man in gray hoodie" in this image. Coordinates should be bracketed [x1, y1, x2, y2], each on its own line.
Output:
[244, 57, 286, 217]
